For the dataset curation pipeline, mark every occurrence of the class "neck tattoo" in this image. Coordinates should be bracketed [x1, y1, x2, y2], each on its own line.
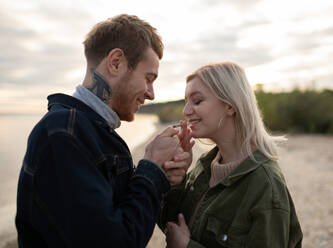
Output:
[87, 70, 112, 104]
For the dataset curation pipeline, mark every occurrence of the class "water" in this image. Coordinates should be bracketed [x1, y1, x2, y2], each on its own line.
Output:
[0, 113, 158, 244]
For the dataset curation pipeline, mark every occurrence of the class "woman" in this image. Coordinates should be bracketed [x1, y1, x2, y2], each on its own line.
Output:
[159, 62, 303, 248]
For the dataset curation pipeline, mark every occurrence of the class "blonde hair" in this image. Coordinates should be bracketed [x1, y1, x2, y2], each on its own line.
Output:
[186, 61, 285, 161]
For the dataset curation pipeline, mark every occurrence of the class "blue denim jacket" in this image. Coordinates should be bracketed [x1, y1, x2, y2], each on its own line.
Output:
[16, 93, 170, 248]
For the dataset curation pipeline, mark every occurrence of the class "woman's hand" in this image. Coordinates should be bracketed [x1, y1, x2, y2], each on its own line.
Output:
[162, 121, 194, 186]
[168, 120, 195, 167]
[177, 120, 195, 152]
[165, 213, 190, 248]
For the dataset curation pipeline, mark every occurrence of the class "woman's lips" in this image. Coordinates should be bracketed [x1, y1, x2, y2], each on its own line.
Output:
[189, 119, 201, 128]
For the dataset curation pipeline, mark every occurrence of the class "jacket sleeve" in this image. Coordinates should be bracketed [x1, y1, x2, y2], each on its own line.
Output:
[36, 132, 170, 248]
[158, 177, 187, 231]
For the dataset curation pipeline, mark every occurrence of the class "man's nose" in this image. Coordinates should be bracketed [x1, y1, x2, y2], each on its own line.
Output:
[145, 84, 154, 100]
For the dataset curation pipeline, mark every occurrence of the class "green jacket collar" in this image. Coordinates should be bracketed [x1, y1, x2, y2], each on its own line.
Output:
[199, 146, 270, 186]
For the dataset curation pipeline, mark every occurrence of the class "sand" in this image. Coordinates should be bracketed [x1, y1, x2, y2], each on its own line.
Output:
[2, 124, 333, 248]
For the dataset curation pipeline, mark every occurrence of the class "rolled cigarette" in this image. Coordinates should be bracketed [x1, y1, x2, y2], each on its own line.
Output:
[172, 122, 189, 128]
[172, 123, 182, 128]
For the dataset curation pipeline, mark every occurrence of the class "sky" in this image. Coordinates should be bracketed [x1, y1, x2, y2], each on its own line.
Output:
[1, 0, 333, 114]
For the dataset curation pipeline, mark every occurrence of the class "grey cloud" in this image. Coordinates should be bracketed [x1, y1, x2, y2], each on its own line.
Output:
[0, 6, 90, 89]
[31, 2, 95, 35]
[317, 26, 333, 36]
[159, 26, 274, 86]
[238, 19, 271, 29]
[0, 9, 40, 70]
[287, 26, 333, 55]
[0, 41, 83, 86]
[0, 31, 82, 80]
[196, 0, 263, 10]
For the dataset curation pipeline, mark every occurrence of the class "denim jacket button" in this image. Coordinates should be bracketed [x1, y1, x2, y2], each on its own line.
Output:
[220, 234, 228, 242]
[190, 186, 195, 191]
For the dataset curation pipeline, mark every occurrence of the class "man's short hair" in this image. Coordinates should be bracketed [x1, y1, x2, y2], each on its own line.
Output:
[83, 14, 164, 69]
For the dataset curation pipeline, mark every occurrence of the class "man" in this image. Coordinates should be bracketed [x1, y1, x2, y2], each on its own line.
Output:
[16, 14, 191, 248]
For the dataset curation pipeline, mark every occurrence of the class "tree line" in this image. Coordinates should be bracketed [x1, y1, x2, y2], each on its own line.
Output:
[139, 88, 333, 134]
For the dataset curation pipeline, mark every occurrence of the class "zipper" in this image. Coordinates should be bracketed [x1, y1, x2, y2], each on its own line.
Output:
[188, 187, 210, 229]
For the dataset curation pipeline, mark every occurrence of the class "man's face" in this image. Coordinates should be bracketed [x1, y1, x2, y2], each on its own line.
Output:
[111, 48, 159, 121]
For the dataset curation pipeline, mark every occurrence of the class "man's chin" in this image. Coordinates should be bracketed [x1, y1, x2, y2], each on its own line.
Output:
[120, 112, 135, 122]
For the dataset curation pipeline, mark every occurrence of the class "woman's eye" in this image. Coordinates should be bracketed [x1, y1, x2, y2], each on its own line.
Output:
[194, 100, 202, 105]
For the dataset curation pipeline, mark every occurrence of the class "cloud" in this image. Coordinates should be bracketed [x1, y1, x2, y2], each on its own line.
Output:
[0, 4, 89, 89]
[197, 0, 263, 10]
[158, 20, 274, 88]
[287, 27, 333, 54]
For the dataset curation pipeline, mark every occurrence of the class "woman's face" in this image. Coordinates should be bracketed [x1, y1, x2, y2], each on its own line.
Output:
[183, 77, 229, 139]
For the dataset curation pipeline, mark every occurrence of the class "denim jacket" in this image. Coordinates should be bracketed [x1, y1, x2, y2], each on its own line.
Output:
[159, 147, 303, 248]
[16, 93, 170, 248]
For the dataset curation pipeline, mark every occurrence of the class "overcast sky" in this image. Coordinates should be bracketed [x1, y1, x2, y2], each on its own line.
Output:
[1, 0, 333, 113]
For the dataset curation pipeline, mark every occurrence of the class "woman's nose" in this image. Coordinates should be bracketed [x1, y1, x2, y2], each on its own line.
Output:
[183, 102, 193, 116]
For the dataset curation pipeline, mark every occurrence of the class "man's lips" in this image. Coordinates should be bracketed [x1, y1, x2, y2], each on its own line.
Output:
[135, 99, 145, 112]
[137, 99, 145, 105]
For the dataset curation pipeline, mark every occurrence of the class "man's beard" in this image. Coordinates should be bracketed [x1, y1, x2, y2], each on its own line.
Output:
[111, 71, 135, 122]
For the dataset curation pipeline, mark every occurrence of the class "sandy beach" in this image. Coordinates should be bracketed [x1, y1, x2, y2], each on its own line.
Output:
[2, 123, 332, 247]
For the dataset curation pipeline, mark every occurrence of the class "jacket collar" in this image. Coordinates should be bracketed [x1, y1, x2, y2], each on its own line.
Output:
[199, 146, 270, 186]
[72, 85, 121, 129]
[47, 93, 109, 127]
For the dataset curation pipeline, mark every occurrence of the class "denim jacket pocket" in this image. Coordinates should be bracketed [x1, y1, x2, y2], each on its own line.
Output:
[202, 215, 247, 248]
[112, 155, 133, 175]
[101, 154, 133, 202]
[97, 155, 133, 180]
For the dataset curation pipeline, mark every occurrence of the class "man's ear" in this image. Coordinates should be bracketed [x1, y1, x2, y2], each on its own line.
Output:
[106, 48, 128, 75]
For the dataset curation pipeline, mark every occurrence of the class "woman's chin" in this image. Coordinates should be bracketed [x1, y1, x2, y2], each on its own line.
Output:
[191, 132, 202, 139]
[191, 131, 212, 140]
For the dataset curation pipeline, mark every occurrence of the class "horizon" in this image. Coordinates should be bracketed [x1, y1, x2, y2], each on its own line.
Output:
[1, 84, 331, 115]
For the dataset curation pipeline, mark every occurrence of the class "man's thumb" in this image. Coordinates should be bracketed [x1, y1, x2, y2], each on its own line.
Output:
[160, 127, 179, 137]
[178, 213, 186, 227]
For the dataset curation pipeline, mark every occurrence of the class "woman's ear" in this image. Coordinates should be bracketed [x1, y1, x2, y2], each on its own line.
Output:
[226, 104, 236, 116]
[106, 48, 128, 75]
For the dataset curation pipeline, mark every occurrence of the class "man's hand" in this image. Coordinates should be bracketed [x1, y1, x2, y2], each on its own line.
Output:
[165, 213, 190, 248]
[144, 127, 180, 167]
[162, 147, 191, 186]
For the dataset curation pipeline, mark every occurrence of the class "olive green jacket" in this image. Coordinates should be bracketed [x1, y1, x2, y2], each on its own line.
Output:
[159, 147, 303, 248]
